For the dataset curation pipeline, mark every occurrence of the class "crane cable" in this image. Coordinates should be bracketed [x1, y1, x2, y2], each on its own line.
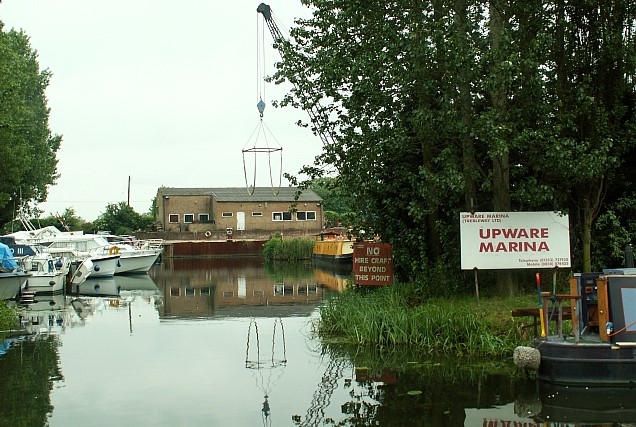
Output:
[242, 7, 282, 196]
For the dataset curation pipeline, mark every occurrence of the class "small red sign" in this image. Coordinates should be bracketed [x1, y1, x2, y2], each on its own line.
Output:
[353, 242, 393, 286]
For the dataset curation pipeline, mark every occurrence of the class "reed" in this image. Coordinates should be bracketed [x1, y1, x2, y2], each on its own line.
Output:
[318, 286, 528, 357]
[263, 236, 315, 260]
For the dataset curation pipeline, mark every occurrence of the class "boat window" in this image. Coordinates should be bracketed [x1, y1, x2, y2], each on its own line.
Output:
[198, 214, 210, 222]
[252, 212, 263, 217]
[169, 214, 179, 223]
[222, 212, 233, 217]
[184, 214, 194, 223]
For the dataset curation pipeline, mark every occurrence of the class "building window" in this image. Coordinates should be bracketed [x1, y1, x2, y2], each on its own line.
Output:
[222, 212, 233, 217]
[184, 214, 194, 223]
[169, 214, 179, 223]
[199, 214, 210, 222]
[296, 211, 316, 221]
[272, 212, 292, 221]
[252, 212, 263, 217]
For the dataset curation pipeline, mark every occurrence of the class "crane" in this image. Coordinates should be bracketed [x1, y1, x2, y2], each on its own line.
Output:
[256, 3, 336, 150]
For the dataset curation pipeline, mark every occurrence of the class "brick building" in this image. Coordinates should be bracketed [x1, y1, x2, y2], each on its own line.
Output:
[156, 187, 323, 235]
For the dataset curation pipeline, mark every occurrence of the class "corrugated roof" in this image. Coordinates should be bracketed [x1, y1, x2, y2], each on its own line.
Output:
[157, 187, 322, 202]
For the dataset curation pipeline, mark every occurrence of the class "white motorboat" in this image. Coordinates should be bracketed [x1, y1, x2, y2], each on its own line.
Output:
[100, 234, 163, 274]
[71, 257, 93, 285]
[0, 241, 31, 300]
[0, 270, 31, 300]
[21, 251, 70, 295]
[8, 227, 162, 275]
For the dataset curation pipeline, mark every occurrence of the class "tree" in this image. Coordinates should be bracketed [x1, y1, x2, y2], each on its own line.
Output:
[0, 23, 60, 227]
[92, 202, 153, 235]
[272, 0, 636, 291]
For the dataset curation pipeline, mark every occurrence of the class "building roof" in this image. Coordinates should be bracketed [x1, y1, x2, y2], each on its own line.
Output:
[157, 187, 322, 203]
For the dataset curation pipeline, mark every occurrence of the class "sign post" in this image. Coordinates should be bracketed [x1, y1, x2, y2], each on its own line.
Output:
[353, 242, 394, 286]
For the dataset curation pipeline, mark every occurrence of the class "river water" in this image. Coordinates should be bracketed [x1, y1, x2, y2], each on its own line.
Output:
[1, 257, 634, 426]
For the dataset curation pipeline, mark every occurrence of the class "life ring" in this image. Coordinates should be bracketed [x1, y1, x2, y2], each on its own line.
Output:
[204, 231, 212, 237]
[108, 246, 120, 255]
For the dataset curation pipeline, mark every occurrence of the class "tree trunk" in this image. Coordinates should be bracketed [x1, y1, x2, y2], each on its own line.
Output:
[455, 0, 479, 211]
[489, 2, 516, 295]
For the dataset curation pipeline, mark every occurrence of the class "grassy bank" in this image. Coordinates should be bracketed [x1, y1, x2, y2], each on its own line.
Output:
[263, 236, 315, 260]
[317, 285, 536, 357]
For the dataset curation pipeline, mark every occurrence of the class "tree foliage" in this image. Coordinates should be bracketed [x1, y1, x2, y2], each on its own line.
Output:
[272, 0, 636, 292]
[92, 202, 154, 235]
[0, 22, 60, 225]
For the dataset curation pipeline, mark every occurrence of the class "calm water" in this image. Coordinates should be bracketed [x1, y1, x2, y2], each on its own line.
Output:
[1, 258, 635, 426]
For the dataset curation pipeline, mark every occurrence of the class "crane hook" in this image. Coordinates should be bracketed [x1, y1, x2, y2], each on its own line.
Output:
[257, 99, 266, 118]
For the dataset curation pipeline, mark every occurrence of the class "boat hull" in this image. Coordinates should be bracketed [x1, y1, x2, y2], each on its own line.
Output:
[0, 271, 31, 300]
[312, 240, 354, 264]
[89, 254, 120, 277]
[536, 339, 636, 386]
[115, 251, 161, 274]
[23, 272, 66, 295]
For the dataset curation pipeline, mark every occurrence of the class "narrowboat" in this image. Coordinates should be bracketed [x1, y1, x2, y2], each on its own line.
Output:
[514, 270, 636, 386]
[312, 228, 354, 265]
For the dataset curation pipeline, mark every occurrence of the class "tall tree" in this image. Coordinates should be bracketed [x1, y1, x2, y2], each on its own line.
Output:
[0, 23, 60, 226]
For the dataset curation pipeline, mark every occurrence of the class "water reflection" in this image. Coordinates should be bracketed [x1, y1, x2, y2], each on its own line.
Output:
[519, 382, 636, 425]
[1, 260, 635, 426]
[150, 258, 342, 319]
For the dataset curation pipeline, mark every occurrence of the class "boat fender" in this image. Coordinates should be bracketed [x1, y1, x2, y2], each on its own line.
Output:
[205, 231, 212, 237]
[513, 346, 540, 371]
[108, 246, 120, 255]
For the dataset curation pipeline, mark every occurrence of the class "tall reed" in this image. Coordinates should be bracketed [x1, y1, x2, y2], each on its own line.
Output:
[318, 286, 521, 357]
[263, 236, 315, 260]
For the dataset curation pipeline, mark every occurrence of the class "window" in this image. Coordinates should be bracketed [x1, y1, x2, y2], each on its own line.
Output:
[296, 211, 316, 221]
[272, 212, 292, 221]
[222, 212, 233, 217]
[184, 214, 194, 223]
[199, 214, 210, 222]
[252, 212, 263, 217]
[169, 214, 179, 223]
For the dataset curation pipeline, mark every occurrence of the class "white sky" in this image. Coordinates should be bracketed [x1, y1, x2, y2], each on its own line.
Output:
[1, 0, 322, 221]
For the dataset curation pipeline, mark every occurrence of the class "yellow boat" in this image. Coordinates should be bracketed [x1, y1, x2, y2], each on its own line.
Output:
[312, 229, 354, 265]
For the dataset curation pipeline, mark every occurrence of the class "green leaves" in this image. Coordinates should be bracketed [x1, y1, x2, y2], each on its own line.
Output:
[0, 25, 61, 225]
[274, 0, 636, 281]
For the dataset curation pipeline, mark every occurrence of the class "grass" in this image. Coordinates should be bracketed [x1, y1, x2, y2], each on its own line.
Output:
[317, 284, 538, 357]
[263, 236, 315, 260]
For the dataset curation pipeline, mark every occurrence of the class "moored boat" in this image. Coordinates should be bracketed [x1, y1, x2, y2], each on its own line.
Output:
[0, 241, 31, 300]
[514, 270, 636, 386]
[0, 270, 31, 300]
[21, 251, 70, 295]
[312, 228, 354, 265]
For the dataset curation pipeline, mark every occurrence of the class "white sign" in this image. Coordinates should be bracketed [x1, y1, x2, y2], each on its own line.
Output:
[460, 211, 571, 270]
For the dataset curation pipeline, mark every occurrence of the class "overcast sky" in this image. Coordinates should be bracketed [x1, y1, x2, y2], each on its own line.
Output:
[1, 0, 321, 221]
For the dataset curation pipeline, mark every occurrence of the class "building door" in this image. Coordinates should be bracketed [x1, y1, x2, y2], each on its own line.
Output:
[237, 212, 245, 231]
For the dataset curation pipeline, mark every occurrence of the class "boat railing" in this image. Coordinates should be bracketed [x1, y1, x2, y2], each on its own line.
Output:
[512, 292, 581, 341]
